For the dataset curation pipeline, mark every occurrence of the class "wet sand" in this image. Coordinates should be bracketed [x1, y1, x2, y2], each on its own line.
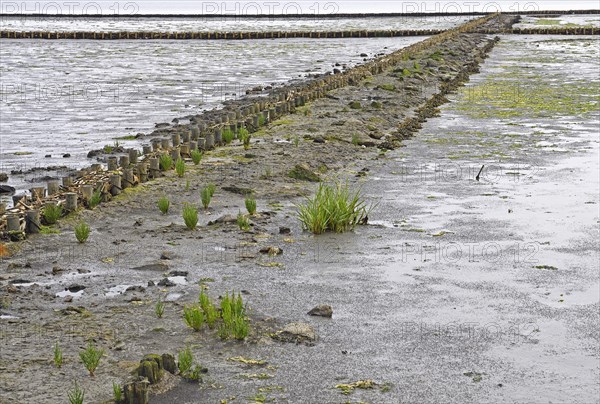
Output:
[1, 29, 599, 404]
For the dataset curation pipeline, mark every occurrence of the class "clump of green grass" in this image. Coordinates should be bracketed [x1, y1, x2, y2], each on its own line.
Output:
[258, 114, 266, 127]
[103, 144, 113, 154]
[245, 197, 257, 215]
[178, 346, 193, 374]
[185, 180, 190, 191]
[68, 382, 85, 404]
[237, 212, 251, 231]
[220, 291, 248, 340]
[43, 204, 63, 225]
[175, 158, 185, 177]
[79, 341, 104, 377]
[200, 187, 212, 210]
[239, 128, 251, 150]
[155, 295, 165, 318]
[351, 133, 360, 146]
[112, 382, 122, 402]
[159, 154, 173, 171]
[183, 304, 204, 331]
[207, 183, 216, 197]
[182, 204, 198, 230]
[89, 188, 102, 209]
[348, 101, 362, 109]
[53, 342, 63, 368]
[157, 196, 170, 214]
[413, 61, 422, 72]
[222, 128, 235, 144]
[293, 135, 300, 147]
[297, 182, 372, 234]
[199, 290, 219, 329]
[191, 149, 202, 165]
[74, 221, 90, 244]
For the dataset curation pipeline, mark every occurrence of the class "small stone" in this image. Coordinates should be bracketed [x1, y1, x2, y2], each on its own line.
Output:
[160, 251, 172, 260]
[272, 322, 317, 344]
[131, 262, 169, 272]
[62, 153, 71, 158]
[52, 266, 64, 275]
[279, 227, 291, 235]
[157, 278, 175, 287]
[63, 296, 73, 303]
[126, 285, 146, 293]
[67, 284, 85, 293]
[162, 353, 177, 374]
[0, 173, 8, 182]
[307, 304, 333, 318]
[168, 270, 188, 277]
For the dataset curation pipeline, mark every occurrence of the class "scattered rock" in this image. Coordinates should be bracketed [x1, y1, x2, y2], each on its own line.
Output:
[160, 251, 172, 260]
[66, 284, 86, 293]
[272, 322, 317, 344]
[131, 262, 170, 272]
[348, 101, 362, 109]
[77, 268, 91, 274]
[51, 266, 65, 275]
[288, 164, 320, 182]
[259, 246, 283, 256]
[0, 185, 16, 195]
[63, 296, 73, 303]
[62, 153, 71, 158]
[307, 304, 333, 318]
[0, 173, 7, 182]
[157, 278, 176, 287]
[279, 227, 291, 235]
[208, 214, 237, 225]
[168, 270, 188, 277]
[126, 285, 146, 293]
[222, 185, 254, 195]
[313, 136, 326, 144]
[9, 279, 31, 285]
[147, 281, 155, 287]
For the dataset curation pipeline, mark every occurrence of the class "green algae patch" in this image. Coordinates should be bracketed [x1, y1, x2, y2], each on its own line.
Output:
[456, 79, 599, 119]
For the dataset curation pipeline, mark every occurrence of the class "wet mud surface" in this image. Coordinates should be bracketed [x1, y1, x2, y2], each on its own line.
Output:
[1, 32, 599, 403]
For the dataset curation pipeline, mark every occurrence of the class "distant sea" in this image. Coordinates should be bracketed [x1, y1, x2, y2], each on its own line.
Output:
[1, 0, 598, 15]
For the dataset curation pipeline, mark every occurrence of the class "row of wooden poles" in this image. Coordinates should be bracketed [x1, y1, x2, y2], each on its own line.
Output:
[2, 26, 598, 40]
[1, 29, 446, 39]
[0, 13, 500, 237]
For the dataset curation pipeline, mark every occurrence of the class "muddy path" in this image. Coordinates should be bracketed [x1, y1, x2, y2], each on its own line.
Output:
[1, 31, 599, 404]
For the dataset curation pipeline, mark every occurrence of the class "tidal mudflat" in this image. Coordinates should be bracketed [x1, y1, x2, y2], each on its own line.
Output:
[0, 14, 598, 404]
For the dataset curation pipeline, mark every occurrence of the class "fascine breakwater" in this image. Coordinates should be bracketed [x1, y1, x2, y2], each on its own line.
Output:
[0, 11, 594, 240]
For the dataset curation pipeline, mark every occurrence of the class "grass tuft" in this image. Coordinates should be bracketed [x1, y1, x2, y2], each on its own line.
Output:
[112, 382, 122, 402]
[175, 158, 185, 177]
[89, 188, 102, 209]
[68, 382, 85, 404]
[245, 197, 257, 215]
[159, 154, 173, 171]
[297, 182, 372, 234]
[183, 304, 204, 331]
[43, 204, 63, 225]
[222, 128, 235, 144]
[200, 187, 212, 210]
[157, 196, 170, 214]
[74, 221, 90, 243]
[182, 204, 198, 230]
[79, 341, 104, 377]
[239, 128, 251, 150]
[191, 149, 202, 165]
[178, 346, 193, 374]
[155, 295, 165, 318]
[237, 212, 251, 231]
[53, 341, 63, 368]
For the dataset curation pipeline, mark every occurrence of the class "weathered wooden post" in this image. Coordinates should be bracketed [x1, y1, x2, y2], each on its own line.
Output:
[214, 128, 222, 146]
[122, 169, 134, 189]
[119, 155, 130, 168]
[91, 163, 102, 171]
[25, 210, 40, 234]
[171, 133, 180, 147]
[0, 202, 5, 216]
[108, 157, 118, 171]
[191, 126, 200, 140]
[149, 158, 160, 179]
[182, 131, 190, 143]
[47, 180, 60, 196]
[137, 163, 148, 183]
[30, 187, 45, 202]
[7, 214, 21, 232]
[180, 144, 190, 157]
[81, 185, 93, 202]
[62, 176, 74, 188]
[189, 141, 198, 151]
[110, 174, 121, 196]
[128, 148, 138, 164]
[152, 140, 161, 151]
[65, 192, 78, 211]
[143, 145, 152, 155]
[161, 138, 170, 149]
[170, 148, 180, 162]
[205, 133, 215, 150]
[197, 137, 206, 151]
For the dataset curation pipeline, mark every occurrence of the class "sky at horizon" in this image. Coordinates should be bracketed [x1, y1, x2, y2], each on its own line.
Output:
[1, 1, 599, 15]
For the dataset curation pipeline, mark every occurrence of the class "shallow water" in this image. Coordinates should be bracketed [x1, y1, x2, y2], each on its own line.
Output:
[0, 36, 424, 193]
[0, 15, 477, 32]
